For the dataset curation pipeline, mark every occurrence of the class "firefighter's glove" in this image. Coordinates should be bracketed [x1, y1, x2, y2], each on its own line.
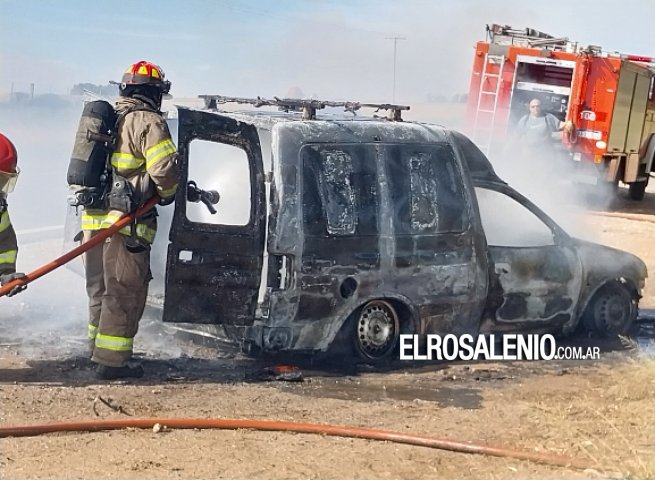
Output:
[159, 195, 175, 206]
[0, 272, 27, 297]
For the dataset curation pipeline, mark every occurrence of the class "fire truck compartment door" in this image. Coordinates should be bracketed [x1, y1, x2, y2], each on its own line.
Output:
[163, 108, 266, 326]
[608, 64, 651, 154]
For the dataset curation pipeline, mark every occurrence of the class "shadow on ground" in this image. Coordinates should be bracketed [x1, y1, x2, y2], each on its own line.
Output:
[2, 320, 649, 408]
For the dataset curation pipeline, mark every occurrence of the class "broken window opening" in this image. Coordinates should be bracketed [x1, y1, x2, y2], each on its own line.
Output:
[186, 139, 252, 226]
[475, 187, 555, 247]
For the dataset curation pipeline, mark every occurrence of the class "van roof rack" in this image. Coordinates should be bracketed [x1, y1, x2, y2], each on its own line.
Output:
[198, 94, 410, 121]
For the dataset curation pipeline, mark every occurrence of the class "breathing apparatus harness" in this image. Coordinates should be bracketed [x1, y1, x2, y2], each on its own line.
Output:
[67, 99, 161, 250]
[68, 99, 158, 208]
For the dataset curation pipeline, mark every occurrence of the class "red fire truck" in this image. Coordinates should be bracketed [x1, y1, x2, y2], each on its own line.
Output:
[466, 24, 655, 199]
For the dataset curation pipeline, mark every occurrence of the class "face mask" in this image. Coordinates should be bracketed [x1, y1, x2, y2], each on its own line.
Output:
[0, 168, 19, 194]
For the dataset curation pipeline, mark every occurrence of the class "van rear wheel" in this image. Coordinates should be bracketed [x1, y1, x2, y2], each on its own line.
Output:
[354, 300, 400, 361]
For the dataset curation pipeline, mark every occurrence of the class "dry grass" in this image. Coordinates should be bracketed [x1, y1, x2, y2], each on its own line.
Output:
[491, 360, 655, 478]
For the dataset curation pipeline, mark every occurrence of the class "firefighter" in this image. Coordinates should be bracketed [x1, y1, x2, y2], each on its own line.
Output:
[82, 61, 178, 380]
[0, 133, 26, 297]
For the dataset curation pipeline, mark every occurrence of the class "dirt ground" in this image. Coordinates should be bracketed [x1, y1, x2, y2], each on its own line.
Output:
[2, 187, 655, 480]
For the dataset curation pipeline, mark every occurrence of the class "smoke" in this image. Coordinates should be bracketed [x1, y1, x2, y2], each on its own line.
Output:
[0, 103, 85, 357]
[391, 100, 607, 243]
[0, 52, 78, 96]
[484, 132, 613, 243]
[0, 101, 201, 361]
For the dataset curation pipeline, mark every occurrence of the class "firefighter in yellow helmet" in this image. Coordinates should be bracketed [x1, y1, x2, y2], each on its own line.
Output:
[82, 61, 179, 379]
[0, 132, 27, 297]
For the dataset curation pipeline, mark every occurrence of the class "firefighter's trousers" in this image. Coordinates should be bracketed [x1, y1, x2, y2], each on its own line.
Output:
[84, 230, 151, 367]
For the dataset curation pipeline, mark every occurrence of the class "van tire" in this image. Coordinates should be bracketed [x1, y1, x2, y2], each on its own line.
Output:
[352, 300, 400, 363]
[581, 283, 637, 336]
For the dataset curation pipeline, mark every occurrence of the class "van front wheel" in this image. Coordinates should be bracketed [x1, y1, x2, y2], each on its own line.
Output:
[581, 283, 637, 336]
[354, 300, 400, 361]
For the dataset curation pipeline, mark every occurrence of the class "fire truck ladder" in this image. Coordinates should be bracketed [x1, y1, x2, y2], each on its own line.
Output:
[473, 54, 505, 155]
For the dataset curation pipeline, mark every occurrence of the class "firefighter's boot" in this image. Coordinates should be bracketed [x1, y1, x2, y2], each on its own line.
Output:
[96, 364, 144, 380]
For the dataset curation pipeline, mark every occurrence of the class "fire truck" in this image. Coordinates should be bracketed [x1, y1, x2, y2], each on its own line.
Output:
[466, 24, 655, 200]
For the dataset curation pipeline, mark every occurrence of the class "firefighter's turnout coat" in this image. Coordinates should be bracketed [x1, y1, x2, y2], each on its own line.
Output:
[0, 195, 17, 277]
[83, 95, 179, 367]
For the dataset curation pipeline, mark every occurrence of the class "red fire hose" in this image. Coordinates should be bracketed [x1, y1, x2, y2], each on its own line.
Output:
[0, 196, 160, 298]
[0, 417, 594, 470]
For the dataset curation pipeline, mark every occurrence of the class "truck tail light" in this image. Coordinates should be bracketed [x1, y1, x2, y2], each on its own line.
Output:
[595, 140, 607, 150]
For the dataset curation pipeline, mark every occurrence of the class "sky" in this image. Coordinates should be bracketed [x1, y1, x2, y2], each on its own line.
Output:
[1, 0, 654, 103]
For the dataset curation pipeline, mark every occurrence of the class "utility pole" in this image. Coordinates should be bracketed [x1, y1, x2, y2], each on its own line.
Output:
[385, 36, 405, 103]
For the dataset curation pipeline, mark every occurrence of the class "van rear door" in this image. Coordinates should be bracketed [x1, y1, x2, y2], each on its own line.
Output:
[163, 108, 266, 325]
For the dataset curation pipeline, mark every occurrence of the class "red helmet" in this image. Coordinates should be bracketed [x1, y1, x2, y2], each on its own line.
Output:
[120, 61, 171, 94]
[0, 133, 18, 194]
[0, 133, 17, 174]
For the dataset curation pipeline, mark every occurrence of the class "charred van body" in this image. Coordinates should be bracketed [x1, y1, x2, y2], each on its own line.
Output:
[160, 97, 647, 362]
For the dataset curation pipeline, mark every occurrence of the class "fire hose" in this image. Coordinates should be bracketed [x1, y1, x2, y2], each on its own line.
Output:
[0, 196, 160, 298]
[0, 417, 594, 470]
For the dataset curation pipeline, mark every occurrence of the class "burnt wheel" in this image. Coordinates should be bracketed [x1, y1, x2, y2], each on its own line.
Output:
[582, 283, 637, 336]
[354, 300, 400, 361]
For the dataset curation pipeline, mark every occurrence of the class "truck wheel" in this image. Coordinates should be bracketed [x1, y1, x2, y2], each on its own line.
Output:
[628, 180, 648, 201]
[353, 300, 400, 362]
[581, 283, 637, 336]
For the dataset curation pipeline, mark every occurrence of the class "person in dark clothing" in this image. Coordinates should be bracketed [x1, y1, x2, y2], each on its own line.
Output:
[515, 98, 573, 148]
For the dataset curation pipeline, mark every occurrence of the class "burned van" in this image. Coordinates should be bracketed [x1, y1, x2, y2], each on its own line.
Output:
[162, 97, 646, 361]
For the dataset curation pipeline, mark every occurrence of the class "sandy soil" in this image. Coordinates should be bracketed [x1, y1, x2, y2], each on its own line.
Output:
[1, 187, 655, 480]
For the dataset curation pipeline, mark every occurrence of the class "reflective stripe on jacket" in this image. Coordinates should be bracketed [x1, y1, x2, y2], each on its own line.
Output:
[0, 202, 18, 276]
[81, 96, 179, 244]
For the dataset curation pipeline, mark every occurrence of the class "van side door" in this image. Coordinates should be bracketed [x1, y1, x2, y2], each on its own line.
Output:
[297, 142, 382, 320]
[163, 108, 266, 325]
